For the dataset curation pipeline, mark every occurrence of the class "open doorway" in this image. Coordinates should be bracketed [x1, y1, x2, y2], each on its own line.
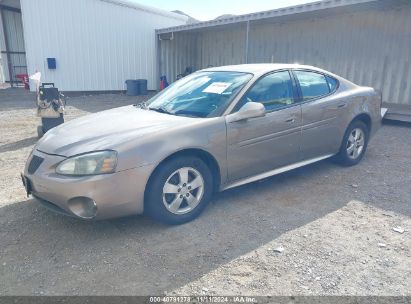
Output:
[0, 0, 26, 88]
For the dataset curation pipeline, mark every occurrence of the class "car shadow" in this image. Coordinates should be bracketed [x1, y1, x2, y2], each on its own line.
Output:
[0, 136, 38, 153]
[1, 159, 354, 296]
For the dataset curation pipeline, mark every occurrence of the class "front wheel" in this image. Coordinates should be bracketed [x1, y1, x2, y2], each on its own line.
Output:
[335, 120, 369, 166]
[145, 156, 213, 225]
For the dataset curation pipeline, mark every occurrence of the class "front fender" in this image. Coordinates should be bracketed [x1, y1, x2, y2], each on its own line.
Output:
[116, 117, 228, 184]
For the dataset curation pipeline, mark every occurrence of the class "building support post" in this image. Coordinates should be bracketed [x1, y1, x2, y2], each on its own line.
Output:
[155, 33, 161, 91]
[245, 20, 250, 64]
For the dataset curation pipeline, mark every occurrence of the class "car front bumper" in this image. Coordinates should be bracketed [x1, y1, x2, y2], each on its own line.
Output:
[23, 150, 154, 220]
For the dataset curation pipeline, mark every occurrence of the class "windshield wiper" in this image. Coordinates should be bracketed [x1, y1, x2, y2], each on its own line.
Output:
[149, 107, 174, 115]
[134, 102, 148, 109]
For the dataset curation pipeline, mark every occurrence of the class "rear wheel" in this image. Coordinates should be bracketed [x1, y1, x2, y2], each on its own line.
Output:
[145, 156, 213, 225]
[336, 120, 369, 166]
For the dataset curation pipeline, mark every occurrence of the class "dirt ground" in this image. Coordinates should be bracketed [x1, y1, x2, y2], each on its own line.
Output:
[0, 88, 410, 296]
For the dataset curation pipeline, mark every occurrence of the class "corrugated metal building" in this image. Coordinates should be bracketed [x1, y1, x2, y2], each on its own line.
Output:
[156, 0, 411, 118]
[0, 0, 187, 91]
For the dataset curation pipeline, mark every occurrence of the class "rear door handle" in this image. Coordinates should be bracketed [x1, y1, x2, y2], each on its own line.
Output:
[285, 117, 295, 123]
[337, 103, 346, 108]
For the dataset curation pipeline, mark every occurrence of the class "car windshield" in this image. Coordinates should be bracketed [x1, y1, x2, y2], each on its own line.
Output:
[146, 71, 253, 118]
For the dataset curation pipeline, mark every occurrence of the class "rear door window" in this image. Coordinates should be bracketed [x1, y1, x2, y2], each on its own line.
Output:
[294, 70, 330, 101]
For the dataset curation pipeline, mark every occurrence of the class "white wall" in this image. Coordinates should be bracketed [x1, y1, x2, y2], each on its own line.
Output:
[20, 0, 186, 91]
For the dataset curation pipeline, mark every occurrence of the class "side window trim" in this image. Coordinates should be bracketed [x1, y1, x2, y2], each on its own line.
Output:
[290, 69, 303, 103]
[230, 69, 300, 114]
[291, 69, 340, 104]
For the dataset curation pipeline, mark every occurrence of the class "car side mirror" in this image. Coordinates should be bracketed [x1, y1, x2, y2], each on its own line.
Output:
[226, 102, 266, 123]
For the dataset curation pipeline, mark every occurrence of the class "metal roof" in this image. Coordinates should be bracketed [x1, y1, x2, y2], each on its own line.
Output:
[100, 0, 188, 21]
[0, 0, 189, 21]
[156, 0, 386, 34]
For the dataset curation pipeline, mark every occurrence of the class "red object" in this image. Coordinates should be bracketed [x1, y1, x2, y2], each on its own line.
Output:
[159, 75, 169, 90]
[16, 74, 30, 90]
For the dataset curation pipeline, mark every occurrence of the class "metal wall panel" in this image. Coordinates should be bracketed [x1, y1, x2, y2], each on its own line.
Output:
[159, 25, 248, 84]
[197, 25, 247, 68]
[159, 32, 197, 84]
[159, 2, 411, 105]
[20, 0, 186, 91]
[246, 5, 411, 105]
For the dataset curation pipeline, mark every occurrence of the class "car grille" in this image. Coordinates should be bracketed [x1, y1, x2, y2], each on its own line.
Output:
[28, 155, 44, 174]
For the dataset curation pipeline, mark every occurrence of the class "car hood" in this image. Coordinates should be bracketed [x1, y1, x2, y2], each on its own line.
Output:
[36, 105, 197, 156]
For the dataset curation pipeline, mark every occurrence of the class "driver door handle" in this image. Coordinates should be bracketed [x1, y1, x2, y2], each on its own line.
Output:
[285, 117, 295, 123]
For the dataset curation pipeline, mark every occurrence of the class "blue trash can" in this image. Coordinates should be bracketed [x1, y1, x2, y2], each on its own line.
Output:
[136, 79, 148, 95]
[125, 80, 139, 96]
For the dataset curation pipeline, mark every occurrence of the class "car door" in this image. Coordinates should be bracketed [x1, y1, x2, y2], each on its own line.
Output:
[226, 70, 302, 182]
[293, 70, 345, 160]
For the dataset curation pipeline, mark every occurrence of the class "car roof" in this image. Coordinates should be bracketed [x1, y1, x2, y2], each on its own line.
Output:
[201, 63, 331, 75]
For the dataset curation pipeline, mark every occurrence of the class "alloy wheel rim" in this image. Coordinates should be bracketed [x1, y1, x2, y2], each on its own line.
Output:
[162, 167, 205, 215]
[346, 128, 365, 160]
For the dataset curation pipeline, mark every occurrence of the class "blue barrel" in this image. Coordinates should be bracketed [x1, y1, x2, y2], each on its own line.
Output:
[125, 80, 139, 96]
[136, 79, 148, 95]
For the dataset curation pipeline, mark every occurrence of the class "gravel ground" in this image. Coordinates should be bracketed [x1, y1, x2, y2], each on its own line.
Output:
[172, 201, 410, 296]
[0, 88, 410, 296]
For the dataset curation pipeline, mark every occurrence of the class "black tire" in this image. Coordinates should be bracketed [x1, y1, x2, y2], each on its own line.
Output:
[145, 156, 213, 225]
[335, 120, 369, 167]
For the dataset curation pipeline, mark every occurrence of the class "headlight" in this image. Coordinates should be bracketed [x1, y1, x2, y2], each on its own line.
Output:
[56, 151, 117, 176]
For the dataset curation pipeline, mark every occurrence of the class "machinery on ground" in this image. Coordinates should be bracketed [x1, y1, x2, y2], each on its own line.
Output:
[30, 72, 66, 138]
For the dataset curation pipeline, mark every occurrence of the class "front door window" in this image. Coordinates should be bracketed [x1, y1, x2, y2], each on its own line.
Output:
[238, 70, 295, 112]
